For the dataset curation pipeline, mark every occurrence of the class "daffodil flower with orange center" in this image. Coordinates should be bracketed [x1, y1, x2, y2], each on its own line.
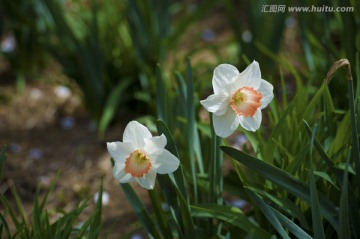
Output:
[107, 121, 180, 190]
[200, 61, 274, 138]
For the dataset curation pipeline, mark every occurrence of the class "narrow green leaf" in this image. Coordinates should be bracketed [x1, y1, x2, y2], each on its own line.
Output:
[156, 120, 195, 238]
[10, 187, 29, 236]
[308, 124, 325, 239]
[246, 190, 290, 239]
[302, 84, 325, 120]
[271, 208, 313, 239]
[264, 96, 297, 164]
[313, 171, 339, 190]
[88, 179, 103, 238]
[356, 53, 360, 98]
[53, 200, 89, 239]
[339, 153, 350, 239]
[347, 80, 360, 188]
[156, 120, 187, 199]
[170, 179, 196, 239]
[328, 113, 351, 158]
[158, 171, 195, 238]
[246, 186, 310, 229]
[174, 72, 187, 117]
[221, 146, 339, 231]
[156, 174, 185, 239]
[303, 121, 340, 175]
[32, 186, 42, 238]
[185, 59, 199, 203]
[156, 64, 168, 123]
[186, 59, 204, 175]
[285, 144, 310, 175]
[76, 201, 99, 237]
[0, 213, 11, 239]
[279, 67, 287, 109]
[40, 171, 60, 211]
[303, 115, 352, 228]
[41, 211, 51, 239]
[191, 205, 272, 239]
[322, 84, 336, 136]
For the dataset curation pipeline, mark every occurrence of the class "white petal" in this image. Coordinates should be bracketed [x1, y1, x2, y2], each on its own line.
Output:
[113, 163, 134, 183]
[234, 61, 261, 90]
[213, 106, 240, 138]
[258, 80, 274, 109]
[107, 141, 134, 163]
[200, 91, 229, 116]
[144, 134, 166, 156]
[154, 150, 180, 174]
[123, 121, 152, 148]
[137, 170, 157, 190]
[239, 108, 262, 131]
[213, 64, 240, 94]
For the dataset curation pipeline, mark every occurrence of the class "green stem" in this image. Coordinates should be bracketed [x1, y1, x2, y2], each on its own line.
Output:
[209, 114, 223, 204]
[210, 114, 215, 204]
[215, 135, 223, 206]
[121, 184, 162, 238]
[210, 113, 223, 234]
[148, 190, 174, 239]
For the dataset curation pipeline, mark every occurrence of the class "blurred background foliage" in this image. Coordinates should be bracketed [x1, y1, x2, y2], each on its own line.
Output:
[0, 0, 359, 132]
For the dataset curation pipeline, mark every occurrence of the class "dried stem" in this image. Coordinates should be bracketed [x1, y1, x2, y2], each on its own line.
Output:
[324, 59, 353, 83]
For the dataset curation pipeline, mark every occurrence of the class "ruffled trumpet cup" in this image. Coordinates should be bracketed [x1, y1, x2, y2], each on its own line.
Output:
[107, 121, 180, 190]
[201, 61, 274, 138]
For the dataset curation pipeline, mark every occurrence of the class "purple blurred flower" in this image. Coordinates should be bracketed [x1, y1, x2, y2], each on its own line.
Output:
[202, 29, 215, 42]
[29, 148, 43, 160]
[161, 202, 169, 211]
[130, 234, 144, 239]
[228, 199, 248, 209]
[9, 143, 21, 153]
[61, 117, 75, 129]
[234, 134, 248, 149]
[1, 34, 16, 53]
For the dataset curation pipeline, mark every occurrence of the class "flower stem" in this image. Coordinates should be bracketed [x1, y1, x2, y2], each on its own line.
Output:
[210, 113, 223, 205]
[209, 113, 224, 235]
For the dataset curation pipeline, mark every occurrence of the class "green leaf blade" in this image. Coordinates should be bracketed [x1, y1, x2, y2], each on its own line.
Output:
[221, 146, 339, 231]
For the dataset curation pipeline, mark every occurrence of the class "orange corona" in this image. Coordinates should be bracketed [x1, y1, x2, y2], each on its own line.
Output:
[230, 86, 262, 117]
[125, 150, 152, 178]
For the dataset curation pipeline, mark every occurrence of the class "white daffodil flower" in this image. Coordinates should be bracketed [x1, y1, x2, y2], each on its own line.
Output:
[107, 121, 180, 190]
[200, 61, 274, 138]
